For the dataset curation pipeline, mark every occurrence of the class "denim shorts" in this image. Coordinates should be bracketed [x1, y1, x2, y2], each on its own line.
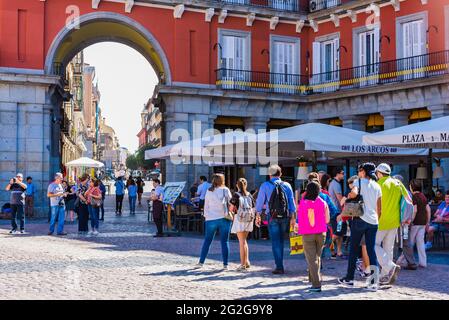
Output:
[430, 223, 449, 233]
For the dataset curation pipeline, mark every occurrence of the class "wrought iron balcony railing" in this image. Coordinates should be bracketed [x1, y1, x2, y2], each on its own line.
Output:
[216, 0, 300, 12]
[216, 50, 449, 95]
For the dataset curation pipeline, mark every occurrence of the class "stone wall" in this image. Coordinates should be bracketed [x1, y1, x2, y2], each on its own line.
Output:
[0, 73, 59, 218]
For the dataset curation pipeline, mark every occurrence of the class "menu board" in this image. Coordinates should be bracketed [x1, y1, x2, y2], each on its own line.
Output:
[162, 182, 186, 205]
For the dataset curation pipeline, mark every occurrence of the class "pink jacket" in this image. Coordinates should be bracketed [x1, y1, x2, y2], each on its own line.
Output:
[297, 197, 327, 235]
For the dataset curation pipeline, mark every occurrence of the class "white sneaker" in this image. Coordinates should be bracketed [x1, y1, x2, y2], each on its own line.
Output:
[365, 283, 379, 291]
[194, 263, 204, 269]
[93, 230, 99, 236]
[222, 265, 228, 271]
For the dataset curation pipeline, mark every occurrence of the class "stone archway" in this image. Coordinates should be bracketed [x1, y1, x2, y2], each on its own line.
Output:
[44, 11, 172, 85]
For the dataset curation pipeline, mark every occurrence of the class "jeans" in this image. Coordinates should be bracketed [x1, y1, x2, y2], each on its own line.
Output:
[11, 204, 25, 231]
[49, 205, 66, 234]
[346, 218, 378, 281]
[88, 205, 100, 230]
[375, 228, 398, 277]
[199, 218, 232, 266]
[116, 194, 124, 213]
[100, 201, 105, 220]
[129, 196, 137, 213]
[268, 218, 289, 270]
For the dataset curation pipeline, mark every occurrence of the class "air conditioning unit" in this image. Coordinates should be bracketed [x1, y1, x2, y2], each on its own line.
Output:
[309, 0, 318, 12]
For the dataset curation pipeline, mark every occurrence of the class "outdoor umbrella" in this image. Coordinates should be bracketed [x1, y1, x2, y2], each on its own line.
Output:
[363, 116, 449, 149]
[145, 130, 257, 163]
[65, 157, 105, 168]
[206, 123, 430, 162]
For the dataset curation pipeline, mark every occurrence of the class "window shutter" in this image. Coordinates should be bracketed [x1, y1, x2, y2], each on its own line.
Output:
[312, 41, 321, 75]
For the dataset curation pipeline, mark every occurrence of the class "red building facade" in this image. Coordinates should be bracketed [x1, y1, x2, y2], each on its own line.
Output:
[1, 0, 449, 215]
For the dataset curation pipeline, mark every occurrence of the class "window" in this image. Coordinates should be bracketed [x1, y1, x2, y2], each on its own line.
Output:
[311, 34, 339, 92]
[270, 36, 300, 94]
[353, 25, 380, 87]
[396, 12, 428, 80]
[218, 29, 251, 90]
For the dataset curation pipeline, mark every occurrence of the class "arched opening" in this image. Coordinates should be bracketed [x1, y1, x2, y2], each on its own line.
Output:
[45, 13, 166, 222]
[45, 12, 172, 85]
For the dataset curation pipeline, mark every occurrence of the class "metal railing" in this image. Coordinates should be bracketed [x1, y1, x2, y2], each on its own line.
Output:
[216, 50, 449, 95]
[216, 68, 308, 94]
[309, 0, 341, 12]
[216, 0, 300, 12]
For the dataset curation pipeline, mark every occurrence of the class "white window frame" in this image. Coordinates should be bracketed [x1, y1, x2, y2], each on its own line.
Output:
[269, 35, 301, 94]
[353, 23, 380, 87]
[311, 32, 340, 93]
[218, 29, 251, 90]
[396, 12, 428, 81]
[396, 12, 428, 59]
[218, 29, 251, 70]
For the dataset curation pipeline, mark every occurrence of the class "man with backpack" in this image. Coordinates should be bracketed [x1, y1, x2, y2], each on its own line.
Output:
[255, 165, 296, 274]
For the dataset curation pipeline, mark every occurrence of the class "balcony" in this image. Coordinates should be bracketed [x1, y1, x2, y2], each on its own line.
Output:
[214, 0, 300, 12]
[216, 50, 449, 96]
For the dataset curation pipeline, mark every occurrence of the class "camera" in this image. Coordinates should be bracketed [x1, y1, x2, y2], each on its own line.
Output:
[58, 198, 65, 206]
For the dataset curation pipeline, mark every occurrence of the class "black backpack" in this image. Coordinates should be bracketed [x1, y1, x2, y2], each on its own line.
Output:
[268, 181, 289, 219]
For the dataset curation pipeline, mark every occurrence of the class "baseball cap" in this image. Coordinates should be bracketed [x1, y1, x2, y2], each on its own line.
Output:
[55, 172, 63, 179]
[16, 173, 23, 179]
[376, 163, 391, 175]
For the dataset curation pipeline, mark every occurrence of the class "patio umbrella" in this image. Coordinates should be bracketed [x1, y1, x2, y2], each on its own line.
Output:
[145, 130, 257, 162]
[65, 157, 105, 168]
[363, 116, 449, 149]
[207, 123, 430, 162]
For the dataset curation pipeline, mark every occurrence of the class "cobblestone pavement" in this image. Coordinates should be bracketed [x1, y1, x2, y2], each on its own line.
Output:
[1, 195, 449, 300]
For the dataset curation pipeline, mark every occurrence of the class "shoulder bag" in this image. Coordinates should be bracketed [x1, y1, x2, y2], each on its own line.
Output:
[222, 189, 234, 221]
[341, 179, 364, 217]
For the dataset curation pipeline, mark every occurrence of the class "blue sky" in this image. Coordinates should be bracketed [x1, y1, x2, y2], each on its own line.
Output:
[84, 42, 158, 153]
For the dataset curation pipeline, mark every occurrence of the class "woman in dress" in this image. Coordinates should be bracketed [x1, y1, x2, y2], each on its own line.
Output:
[230, 178, 255, 271]
[64, 181, 77, 223]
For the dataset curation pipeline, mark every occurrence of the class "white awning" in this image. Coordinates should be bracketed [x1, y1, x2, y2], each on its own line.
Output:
[65, 157, 105, 168]
[208, 123, 430, 160]
[363, 116, 449, 149]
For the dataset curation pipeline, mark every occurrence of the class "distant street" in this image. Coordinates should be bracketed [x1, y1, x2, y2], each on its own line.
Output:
[1, 192, 449, 300]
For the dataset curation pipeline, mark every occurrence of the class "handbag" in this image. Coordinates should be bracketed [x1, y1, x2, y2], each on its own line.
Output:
[222, 189, 234, 221]
[341, 179, 364, 217]
[91, 193, 103, 208]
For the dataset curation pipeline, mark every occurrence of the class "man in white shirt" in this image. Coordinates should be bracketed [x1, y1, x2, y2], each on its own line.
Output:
[196, 176, 211, 211]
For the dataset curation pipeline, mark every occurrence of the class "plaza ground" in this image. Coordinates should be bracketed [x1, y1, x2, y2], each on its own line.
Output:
[1, 193, 449, 300]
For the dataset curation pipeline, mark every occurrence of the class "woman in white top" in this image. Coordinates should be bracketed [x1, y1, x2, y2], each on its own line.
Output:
[197, 174, 233, 269]
[339, 163, 382, 290]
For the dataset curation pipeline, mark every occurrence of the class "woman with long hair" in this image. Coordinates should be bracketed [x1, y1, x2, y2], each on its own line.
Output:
[230, 178, 255, 271]
[197, 174, 233, 270]
[339, 163, 381, 290]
